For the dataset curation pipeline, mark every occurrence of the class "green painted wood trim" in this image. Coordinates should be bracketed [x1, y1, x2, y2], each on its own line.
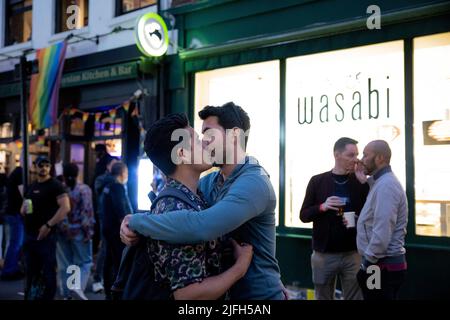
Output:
[278, 59, 286, 227]
[179, 2, 450, 60]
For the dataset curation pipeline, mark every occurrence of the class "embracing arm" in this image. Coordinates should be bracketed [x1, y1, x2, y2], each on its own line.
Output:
[174, 240, 252, 300]
[129, 174, 272, 243]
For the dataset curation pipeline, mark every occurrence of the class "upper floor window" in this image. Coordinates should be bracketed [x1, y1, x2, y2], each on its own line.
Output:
[116, 0, 156, 16]
[56, 0, 89, 33]
[5, 0, 32, 46]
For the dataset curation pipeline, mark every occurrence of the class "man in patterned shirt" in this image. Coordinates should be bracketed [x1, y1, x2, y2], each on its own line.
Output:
[142, 113, 253, 299]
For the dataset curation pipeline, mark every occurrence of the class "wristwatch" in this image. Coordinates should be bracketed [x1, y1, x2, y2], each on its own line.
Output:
[45, 222, 53, 229]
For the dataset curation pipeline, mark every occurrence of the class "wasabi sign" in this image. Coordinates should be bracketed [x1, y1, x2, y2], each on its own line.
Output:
[135, 13, 169, 57]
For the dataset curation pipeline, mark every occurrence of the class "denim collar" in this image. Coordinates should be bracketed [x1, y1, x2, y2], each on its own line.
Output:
[374, 165, 392, 180]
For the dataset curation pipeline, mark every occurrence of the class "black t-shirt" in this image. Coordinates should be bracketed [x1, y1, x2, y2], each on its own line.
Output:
[24, 178, 67, 235]
[325, 173, 357, 252]
[5, 167, 23, 215]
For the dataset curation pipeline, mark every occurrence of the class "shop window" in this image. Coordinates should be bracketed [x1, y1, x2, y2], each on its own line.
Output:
[285, 41, 406, 228]
[195, 61, 280, 224]
[70, 115, 85, 136]
[413, 32, 450, 238]
[92, 139, 122, 158]
[70, 143, 85, 183]
[5, 0, 32, 45]
[56, 0, 89, 33]
[94, 114, 122, 137]
[116, 0, 156, 15]
[0, 122, 13, 138]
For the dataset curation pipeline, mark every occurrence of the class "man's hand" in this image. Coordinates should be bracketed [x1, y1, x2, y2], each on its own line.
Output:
[321, 196, 345, 211]
[355, 161, 367, 184]
[231, 238, 253, 278]
[120, 214, 140, 246]
[37, 224, 51, 241]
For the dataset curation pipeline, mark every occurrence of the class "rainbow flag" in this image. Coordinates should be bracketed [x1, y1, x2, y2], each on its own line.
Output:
[29, 41, 68, 129]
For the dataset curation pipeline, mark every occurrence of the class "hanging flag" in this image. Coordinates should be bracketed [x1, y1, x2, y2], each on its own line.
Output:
[29, 40, 68, 129]
[82, 112, 89, 122]
[95, 113, 102, 123]
[122, 101, 130, 112]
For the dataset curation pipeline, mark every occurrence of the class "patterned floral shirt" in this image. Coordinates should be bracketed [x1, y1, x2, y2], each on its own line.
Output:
[148, 178, 222, 292]
[57, 183, 95, 241]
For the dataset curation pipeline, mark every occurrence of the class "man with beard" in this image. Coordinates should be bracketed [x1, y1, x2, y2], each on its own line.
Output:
[21, 156, 70, 300]
[356, 140, 408, 300]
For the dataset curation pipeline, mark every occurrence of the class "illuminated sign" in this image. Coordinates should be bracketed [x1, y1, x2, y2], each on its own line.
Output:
[135, 13, 169, 57]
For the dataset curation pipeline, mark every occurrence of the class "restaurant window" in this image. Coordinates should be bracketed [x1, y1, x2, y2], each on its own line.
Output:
[5, 0, 32, 46]
[413, 32, 450, 238]
[116, 0, 156, 15]
[94, 113, 122, 137]
[285, 41, 406, 228]
[56, 0, 89, 33]
[195, 61, 280, 224]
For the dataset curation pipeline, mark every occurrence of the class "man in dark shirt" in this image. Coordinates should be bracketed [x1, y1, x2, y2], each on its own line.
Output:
[21, 156, 70, 300]
[102, 161, 132, 300]
[300, 137, 369, 300]
[1, 167, 24, 280]
[94, 144, 114, 182]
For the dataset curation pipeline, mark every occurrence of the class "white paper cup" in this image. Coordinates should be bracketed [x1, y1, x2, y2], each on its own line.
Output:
[343, 211, 355, 228]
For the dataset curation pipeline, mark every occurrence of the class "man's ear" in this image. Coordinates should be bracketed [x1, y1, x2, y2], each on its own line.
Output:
[176, 147, 188, 164]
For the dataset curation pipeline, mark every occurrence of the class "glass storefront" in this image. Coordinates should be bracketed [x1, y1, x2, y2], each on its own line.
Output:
[413, 32, 450, 238]
[285, 41, 406, 228]
[191, 33, 449, 238]
[194, 61, 280, 223]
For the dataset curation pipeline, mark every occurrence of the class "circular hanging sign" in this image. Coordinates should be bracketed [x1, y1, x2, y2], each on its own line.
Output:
[135, 12, 169, 57]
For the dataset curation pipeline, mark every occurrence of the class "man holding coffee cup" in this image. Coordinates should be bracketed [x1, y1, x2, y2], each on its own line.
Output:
[300, 137, 369, 300]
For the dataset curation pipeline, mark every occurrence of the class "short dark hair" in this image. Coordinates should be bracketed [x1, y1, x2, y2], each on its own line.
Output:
[333, 137, 358, 153]
[95, 144, 107, 152]
[63, 163, 79, 178]
[198, 102, 251, 148]
[106, 156, 119, 167]
[63, 163, 79, 189]
[111, 162, 127, 177]
[144, 113, 189, 176]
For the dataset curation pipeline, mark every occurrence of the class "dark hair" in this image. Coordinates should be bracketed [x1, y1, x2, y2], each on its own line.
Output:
[106, 156, 119, 167]
[333, 137, 358, 153]
[198, 102, 251, 148]
[144, 113, 189, 176]
[111, 162, 127, 177]
[95, 144, 107, 152]
[63, 163, 79, 190]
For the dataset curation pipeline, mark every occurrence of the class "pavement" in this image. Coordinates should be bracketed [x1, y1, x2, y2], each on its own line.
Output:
[0, 276, 105, 300]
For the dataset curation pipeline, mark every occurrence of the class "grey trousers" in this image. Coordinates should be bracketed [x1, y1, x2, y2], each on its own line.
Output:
[311, 250, 362, 300]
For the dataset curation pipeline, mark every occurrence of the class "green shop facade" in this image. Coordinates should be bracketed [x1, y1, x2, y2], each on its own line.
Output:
[160, 0, 450, 299]
[0, 45, 161, 210]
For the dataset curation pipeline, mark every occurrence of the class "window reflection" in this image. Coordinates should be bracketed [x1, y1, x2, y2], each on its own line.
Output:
[414, 32, 450, 238]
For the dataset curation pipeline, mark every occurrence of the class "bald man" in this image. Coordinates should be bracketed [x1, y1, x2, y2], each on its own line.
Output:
[355, 140, 408, 300]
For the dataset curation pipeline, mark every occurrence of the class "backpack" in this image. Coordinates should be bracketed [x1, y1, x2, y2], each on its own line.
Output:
[111, 186, 201, 300]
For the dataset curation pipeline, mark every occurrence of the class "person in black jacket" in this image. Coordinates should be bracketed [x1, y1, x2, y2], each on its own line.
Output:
[300, 137, 369, 300]
[102, 161, 132, 300]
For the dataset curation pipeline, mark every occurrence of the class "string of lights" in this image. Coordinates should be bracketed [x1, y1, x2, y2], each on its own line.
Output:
[0, 26, 135, 63]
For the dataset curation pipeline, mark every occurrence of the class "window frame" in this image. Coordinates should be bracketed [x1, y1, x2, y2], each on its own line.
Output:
[55, 0, 89, 34]
[115, 0, 156, 17]
[4, 0, 33, 46]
